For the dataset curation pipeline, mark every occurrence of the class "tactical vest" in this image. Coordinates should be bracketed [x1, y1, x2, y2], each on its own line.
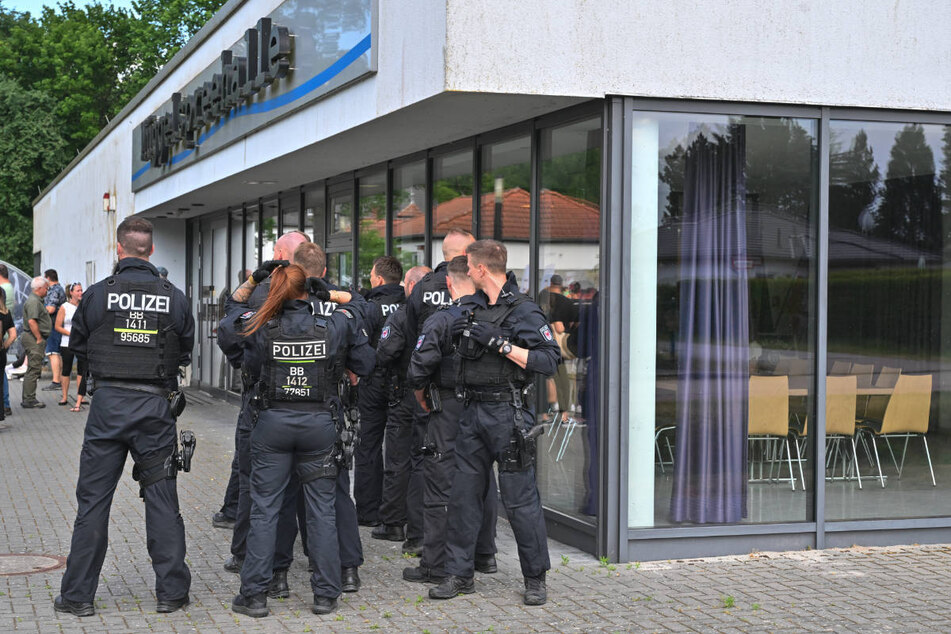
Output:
[261, 315, 340, 403]
[414, 271, 452, 338]
[368, 290, 404, 348]
[433, 308, 461, 389]
[87, 277, 180, 381]
[458, 295, 529, 388]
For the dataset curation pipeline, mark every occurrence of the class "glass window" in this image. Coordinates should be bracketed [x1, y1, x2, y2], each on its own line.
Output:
[481, 135, 531, 292]
[432, 149, 473, 263]
[326, 251, 353, 288]
[358, 170, 387, 290]
[535, 116, 603, 523]
[827, 120, 950, 520]
[281, 189, 301, 234]
[304, 184, 325, 246]
[259, 199, 278, 261]
[628, 113, 818, 528]
[245, 203, 258, 269]
[227, 207, 245, 392]
[330, 188, 353, 238]
[392, 161, 426, 271]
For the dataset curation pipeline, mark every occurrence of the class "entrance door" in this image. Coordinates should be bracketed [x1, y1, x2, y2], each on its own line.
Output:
[197, 213, 229, 389]
[326, 181, 355, 287]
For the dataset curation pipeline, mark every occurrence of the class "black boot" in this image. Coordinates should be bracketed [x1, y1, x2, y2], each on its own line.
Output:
[212, 512, 236, 529]
[475, 554, 497, 574]
[267, 569, 289, 599]
[223, 556, 243, 573]
[371, 524, 405, 541]
[429, 575, 475, 600]
[341, 567, 361, 593]
[403, 565, 446, 584]
[53, 595, 95, 617]
[523, 572, 547, 606]
[401, 538, 423, 556]
[312, 595, 338, 615]
[232, 592, 268, 618]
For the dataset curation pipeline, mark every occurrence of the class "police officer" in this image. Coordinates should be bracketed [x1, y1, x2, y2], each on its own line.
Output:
[220, 231, 311, 596]
[353, 256, 404, 525]
[404, 228, 475, 345]
[404, 256, 498, 583]
[373, 265, 430, 551]
[228, 264, 375, 618]
[55, 217, 193, 617]
[430, 240, 561, 606]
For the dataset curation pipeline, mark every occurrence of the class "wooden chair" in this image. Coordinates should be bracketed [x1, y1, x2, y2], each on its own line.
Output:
[858, 374, 935, 487]
[829, 360, 852, 376]
[824, 375, 862, 488]
[749, 375, 796, 490]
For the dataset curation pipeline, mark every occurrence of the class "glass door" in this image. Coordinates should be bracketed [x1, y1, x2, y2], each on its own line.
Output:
[327, 181, 355, 287]
[198, 212, 230, 389]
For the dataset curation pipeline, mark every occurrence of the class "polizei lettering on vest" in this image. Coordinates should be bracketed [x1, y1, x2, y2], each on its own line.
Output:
[107, 292, 171, 313]
[381, 302, 399, 316]
[422, 291, 451, 306]
[272, 340, 327, 360]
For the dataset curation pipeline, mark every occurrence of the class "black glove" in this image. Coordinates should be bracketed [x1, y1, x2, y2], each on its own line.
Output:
[306, 277, 331, 301]
[450, 314, 469, 338]
[468, 322, 504, 350]
[251, 260, 289, 283]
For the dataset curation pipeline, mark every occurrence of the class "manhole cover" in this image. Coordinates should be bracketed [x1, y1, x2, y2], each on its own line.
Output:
[0, 554, 66, 576]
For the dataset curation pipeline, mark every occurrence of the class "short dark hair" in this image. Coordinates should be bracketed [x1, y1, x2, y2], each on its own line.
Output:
[466, 239, 507, 274]
[0, 264, 9, 278]
[117, 217, 153, 257]
[447, 255, 469, 281]
[372, 256, 402, 284]
[293, 242, 327, 278]
[44, 268, 58, 281]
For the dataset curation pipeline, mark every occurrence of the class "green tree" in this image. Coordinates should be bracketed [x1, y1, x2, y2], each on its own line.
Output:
[830, 129, 880, 232]
[0, 74, 70, 270]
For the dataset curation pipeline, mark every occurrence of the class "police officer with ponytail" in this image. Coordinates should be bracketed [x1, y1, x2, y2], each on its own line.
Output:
[55, 217, 194, 617]
[429, 240, 560, 606]
[230, 264, 375, 618]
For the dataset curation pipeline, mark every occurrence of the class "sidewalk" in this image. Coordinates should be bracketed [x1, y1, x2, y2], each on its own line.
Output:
[1, 376, 950, 632]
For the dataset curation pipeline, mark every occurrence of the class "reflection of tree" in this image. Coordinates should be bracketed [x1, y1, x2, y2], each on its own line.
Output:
[541, 147, 600, 205]
[830, 129, 880, 232]
[259, 216, 276, 252]
[940, 127, 951, 220]
[874, 124, 942, 252]
[433, 174, 473, 205]
[661, 144, 685, 224]
[358, 218, 384, 288]
[480, 162, 530, 194]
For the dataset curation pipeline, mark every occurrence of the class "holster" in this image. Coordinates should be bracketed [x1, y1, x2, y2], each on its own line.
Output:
[424, 383, 443, 414]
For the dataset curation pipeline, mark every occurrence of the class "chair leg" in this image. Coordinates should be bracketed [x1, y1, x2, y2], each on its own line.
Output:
[922, 435, 936, 487]
[870, 435, 886, 488]
[793, 436, 805, 491]
[850, 437, 862, 490]
[897, 435, 910, 478]
[784, 438, 796, 491]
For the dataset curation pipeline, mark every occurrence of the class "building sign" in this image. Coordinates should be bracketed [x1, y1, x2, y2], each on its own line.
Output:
[131, 0, 375, 191]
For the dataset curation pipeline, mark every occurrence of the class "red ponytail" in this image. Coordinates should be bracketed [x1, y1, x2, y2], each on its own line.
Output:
[243, 264, 307, 335]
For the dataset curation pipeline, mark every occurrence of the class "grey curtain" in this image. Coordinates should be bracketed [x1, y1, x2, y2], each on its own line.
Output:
[670, 125, 750, 524]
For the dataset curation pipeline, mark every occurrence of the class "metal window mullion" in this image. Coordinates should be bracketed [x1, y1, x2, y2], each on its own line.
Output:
[385, 166, 393, 256]
[529, 121, 539, 298]
[815, 107, 831, 549]
[257, 200, 263, 266]
[298, 186, 305, 231]
[473, 138, 482, 238]
[241, 204, 247, 276]
[425, 156, 433, 268]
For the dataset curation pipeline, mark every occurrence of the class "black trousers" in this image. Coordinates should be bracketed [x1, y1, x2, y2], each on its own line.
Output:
[241, 408, 340, 599]
[445, 400, 550, 579]
[353, 372, 388, 523]
[379, 389, 423, 537]
[295, 466, 364, 569]
[231, 394, 298, 568]
[60, 387, 190, 602]
[219, 452, 240, 519]
[421, 392, 498, 574]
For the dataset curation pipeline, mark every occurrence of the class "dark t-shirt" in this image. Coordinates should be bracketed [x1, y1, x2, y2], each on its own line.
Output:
[1, 310, 13, 358]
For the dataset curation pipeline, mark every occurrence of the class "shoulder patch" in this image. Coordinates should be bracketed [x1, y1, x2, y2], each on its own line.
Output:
[415, 334, 425, 350]
[337, 307, 354, 319]
[381, 325, 390, 340]
[539, 324, 554, 342]
[239, 310, 256, 321]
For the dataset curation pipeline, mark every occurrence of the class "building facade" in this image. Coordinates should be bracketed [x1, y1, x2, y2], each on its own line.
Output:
[34, 0, 951, 561]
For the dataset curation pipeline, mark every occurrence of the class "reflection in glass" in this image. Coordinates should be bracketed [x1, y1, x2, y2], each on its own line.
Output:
[245, 205, 258, 270]
[358, 171, 386, 290]
[432, 149, 473, 262]
[633, 113, 817, 528]
[326, 251, 353, 288]
[259, 200, 278, 261]
[827, 121, 950, 520]
[227, 207, 245, 392]
[392, 161, 426, 271]
[535, 116, 602, 524]
[331, 192, 353, 236]
[481, 136, 531, 292]
[304, 185, 325, 245]
[281, 190, 301, 233]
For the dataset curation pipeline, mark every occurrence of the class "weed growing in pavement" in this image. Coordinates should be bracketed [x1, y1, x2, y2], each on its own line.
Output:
[370, 624, 381, 630]
[599, 556, 609, 567]
[334, 614, 345, 621]
[402, 552, 415, 559]
[382, 555, 391, 561]
[561, 554, 569, 565]
[416, 595, 424, 604]
[359, 604, 367, 611]
[383, 611, 392, 618]
[752, 603, 761, 611]
[722, 595, 735, 609]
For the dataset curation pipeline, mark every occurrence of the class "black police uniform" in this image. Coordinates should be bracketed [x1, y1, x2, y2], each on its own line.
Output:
[236, 298, 375, 601]
[443, 278, 560, 582]
[375, 304, 424, 542]
[352, 282, 404, 525]
[59, 258, 193, 606]
[407, 299, 499, 578]
[220, 280, 303, 575]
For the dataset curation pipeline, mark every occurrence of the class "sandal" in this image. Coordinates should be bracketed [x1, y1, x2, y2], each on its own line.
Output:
[70, 404, 82, 412]
[58, 400, 68, 406]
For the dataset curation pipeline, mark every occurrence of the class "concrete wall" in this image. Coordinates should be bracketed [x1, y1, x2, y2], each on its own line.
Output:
[445, 0, 951, 111]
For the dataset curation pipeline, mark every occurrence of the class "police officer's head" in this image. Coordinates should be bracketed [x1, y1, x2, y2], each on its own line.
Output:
[370, 256, 402, 288]
[446, 255, 474, 300]
[274, 231, 311, 262]
[293, 242, 327, 278]
[441, 228, 475, 263]
[403, 265, 431, 296]
[242, 264, 308, 335]
[465, 240, 507, 291]
[116, 217, 154, 260]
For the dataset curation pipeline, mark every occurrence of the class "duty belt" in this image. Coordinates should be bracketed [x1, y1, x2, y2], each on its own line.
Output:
[93, 380, 172, 398]
[261, 400, 328, 412]
[464, 388, 526, 402]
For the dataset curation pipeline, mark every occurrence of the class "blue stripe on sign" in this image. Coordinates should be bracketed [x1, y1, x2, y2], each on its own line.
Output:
[132, 32, 372, 183]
